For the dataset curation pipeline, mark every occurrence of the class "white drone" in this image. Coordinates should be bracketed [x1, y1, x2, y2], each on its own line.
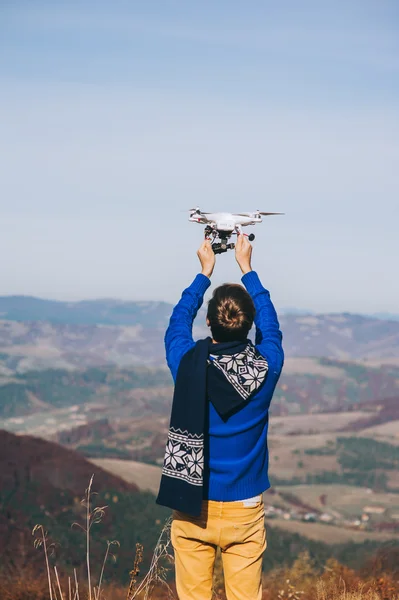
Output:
[188, 207, 283, 254]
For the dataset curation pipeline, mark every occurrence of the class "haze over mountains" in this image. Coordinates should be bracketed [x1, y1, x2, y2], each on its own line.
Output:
[0, 296, 398, 374]
[0, 296, 172, 327]
[1, 295, 399, 326]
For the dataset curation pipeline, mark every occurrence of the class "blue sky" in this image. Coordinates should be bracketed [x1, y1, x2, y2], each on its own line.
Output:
[0, 1, 398, 313]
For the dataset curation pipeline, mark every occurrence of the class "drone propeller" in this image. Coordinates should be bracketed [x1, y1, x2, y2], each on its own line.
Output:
[185, 208, 211, 214]
[258, 211, 284, 216]
[236, 211, 284, 217]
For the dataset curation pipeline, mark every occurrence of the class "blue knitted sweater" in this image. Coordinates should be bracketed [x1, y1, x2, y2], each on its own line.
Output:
[165, 271, 284, 501]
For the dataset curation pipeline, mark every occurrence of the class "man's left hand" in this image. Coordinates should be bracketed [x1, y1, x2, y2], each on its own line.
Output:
[197, 239, 215, 278]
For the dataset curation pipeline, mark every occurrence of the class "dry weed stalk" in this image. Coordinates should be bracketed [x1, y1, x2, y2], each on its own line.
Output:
[277, 579, 305, 600]
[32, 524, 55, 600]
[52, 582, 59, 600]
[33, 476, 117, 600]
[127, 543, 144, 600]
[54, 566, 64, 600]
[316, 579, 382, 600]
[72, 474, 108, 600]
[127, 517, 175, 600]
[32, 476, 176, 600]
[73, 568, 80, 600]
[95, 540, 120, 600]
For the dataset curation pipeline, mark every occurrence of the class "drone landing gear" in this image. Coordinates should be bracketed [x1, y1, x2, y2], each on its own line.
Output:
[204, 227, 233, 254]
[204, 227, 255, 254]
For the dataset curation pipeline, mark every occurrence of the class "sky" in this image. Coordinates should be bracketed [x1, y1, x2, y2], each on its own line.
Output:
[0, 1, 398, 313]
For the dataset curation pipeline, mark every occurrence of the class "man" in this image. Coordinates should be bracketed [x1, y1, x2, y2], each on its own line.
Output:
[156, 234, 284, 600]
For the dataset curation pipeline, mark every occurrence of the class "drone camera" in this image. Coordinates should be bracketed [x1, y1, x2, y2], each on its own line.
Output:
[212, 242, 235, 255]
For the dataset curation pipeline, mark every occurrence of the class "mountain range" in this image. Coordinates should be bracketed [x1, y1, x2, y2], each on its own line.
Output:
[0, 296, 398, 373]
[0, 296, 172, 327]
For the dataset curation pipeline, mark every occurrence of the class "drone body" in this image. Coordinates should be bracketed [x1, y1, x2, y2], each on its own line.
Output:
[188, 208, 283, 254]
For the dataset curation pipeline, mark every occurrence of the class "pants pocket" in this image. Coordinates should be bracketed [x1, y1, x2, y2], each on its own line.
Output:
[227, 499, 265, 526]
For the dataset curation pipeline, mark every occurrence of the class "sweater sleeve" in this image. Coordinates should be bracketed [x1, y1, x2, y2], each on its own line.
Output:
[165, 273, 211, 381]
[242, 270, 284, 373]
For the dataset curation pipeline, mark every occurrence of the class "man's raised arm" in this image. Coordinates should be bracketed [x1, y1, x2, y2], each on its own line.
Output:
[235, 234, 284, 373]
[164, 239, 215, 380]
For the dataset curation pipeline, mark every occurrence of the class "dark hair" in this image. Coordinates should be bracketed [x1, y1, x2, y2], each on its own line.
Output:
[207, 284, 255, 342]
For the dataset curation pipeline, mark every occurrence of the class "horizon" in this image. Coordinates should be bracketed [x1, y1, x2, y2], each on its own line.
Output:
[0, 292, 398, 320]
[1, 1, 398, 313]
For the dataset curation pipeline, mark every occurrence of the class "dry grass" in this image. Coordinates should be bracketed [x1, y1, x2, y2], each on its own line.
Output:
[260, 553, 399, 600]
[28, 475, 175, 600]
[1, 552, 399, 600]
[1, 478, 398, 600]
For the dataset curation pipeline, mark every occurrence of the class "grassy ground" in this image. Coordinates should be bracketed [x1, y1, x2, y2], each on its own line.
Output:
[267, 519, 398, 544]
[2, 549, 399, 600]
[274, 484, 399, 518]
[268, 412, 370, 436]
[90, 458, 162, 494]
[362, 420, 399, 441]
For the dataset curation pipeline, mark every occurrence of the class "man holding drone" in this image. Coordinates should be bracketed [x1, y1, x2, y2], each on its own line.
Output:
[157, 234, 284, 600]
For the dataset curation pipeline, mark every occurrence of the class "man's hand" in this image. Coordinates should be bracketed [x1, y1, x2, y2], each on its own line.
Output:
[197, 239, 216, 278]
[235, 234, 253, 274]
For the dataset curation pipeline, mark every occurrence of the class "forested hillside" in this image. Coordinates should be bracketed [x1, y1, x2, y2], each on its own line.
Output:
[0, 430, 396, 586]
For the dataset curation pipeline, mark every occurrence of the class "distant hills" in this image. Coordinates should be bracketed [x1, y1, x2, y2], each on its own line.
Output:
[0, 294, 398, 428]
[371, 313, 399, 322]
[0, 295, 398, 372]
[0, 295, 172, 327]
[1, 294, 398, 326]
[281, 308, 399, 322]
[0, 359, 397, 428]
[0, 365, 172, 420]
[279, 313, 399, 362]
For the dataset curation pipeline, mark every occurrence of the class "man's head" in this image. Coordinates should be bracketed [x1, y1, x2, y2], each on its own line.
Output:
[206, 284, 255, 342]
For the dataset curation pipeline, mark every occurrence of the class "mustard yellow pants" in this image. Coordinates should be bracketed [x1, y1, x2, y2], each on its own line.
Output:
[171, 496, 266, 600]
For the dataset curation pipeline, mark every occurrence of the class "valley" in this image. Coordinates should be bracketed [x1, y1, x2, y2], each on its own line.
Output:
[1, 296, 399, 579]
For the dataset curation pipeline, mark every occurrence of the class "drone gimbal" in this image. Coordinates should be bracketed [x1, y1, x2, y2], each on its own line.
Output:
[205, 226, 255, 254]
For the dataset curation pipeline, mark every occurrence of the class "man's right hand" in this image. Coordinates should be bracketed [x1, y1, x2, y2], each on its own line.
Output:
[235, 234, 253, 275]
